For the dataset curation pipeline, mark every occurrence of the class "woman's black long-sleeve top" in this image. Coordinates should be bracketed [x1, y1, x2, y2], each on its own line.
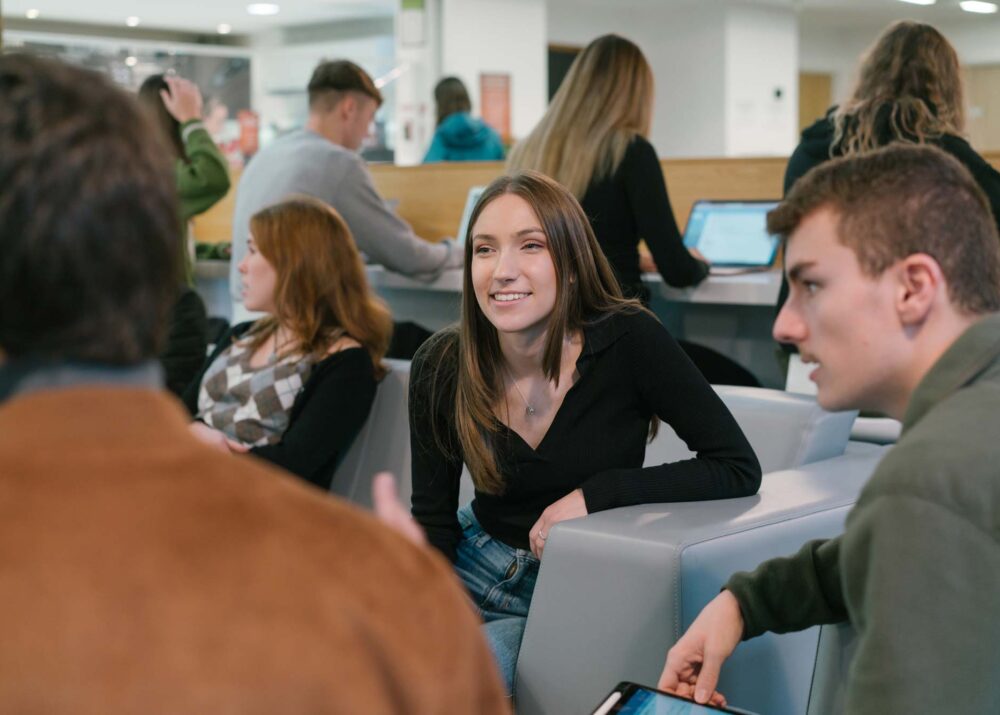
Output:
[409, 309, 761, 562]
[580, 136, 709, 302]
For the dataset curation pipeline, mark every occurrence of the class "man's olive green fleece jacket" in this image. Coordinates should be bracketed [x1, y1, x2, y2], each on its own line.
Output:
[727, 313, 1000, 714]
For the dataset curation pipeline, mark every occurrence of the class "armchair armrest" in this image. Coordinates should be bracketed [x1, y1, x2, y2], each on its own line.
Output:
[514, 447, 887, 715]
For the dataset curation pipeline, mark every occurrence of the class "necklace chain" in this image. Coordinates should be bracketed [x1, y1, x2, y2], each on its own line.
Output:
[506, 369, 536, 417]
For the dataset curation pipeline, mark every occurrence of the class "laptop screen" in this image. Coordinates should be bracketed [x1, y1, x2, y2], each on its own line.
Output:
[682, 200, 780, 268]
[456, 186, 487, 244]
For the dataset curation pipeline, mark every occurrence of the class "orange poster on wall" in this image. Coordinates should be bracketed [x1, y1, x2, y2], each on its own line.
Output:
[480, 73, 511, 143]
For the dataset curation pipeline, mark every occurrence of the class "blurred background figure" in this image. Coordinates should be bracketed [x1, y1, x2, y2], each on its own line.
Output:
[138, 74, 231, 397]
[138, 74, 232, 266]
[423, 76, 506, 163]
[203, 95, 230, 137]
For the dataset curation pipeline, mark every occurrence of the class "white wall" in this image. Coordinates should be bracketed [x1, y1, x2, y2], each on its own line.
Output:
[440, 0, 547, 142]
[942, 20, 1000, 66]
[799, 23, 875, 108]
[395, 0, 442, 165]
[250, 29, 396, 143]
[547, 0, 727, 158]
[724, 5, 798, 156]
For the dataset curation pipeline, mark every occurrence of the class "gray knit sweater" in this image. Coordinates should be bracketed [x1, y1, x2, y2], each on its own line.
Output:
[229, 128, 460, 305]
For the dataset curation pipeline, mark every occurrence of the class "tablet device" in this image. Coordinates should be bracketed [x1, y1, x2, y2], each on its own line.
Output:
[591, 682, 757, 715]
[682, 200, 780, 269]
[456, 185, 487, 245]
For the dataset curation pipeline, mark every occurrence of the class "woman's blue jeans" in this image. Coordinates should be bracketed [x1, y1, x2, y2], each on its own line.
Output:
[454, 503, 539, 694]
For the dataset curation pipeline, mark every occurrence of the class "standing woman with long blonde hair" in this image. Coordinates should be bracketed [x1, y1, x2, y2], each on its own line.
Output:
[409, 172, 760, 692]
[777, 20, 1000, 321]
[507, 34, 709, 305]
[183, 197, 393, 489]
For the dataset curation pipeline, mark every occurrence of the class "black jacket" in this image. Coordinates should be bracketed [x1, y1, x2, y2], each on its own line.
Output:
[160, 288, 208, 398]
[580, 136, 709, 302]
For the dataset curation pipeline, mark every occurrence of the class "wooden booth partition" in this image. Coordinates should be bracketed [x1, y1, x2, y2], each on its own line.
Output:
[984, 151, 1000, 173]
[661, 157, 786, 228]
[370, 156, 790, 244]
[370, 161, 504, 242]
[194, 153, 999, 248]
[191, 167, 242, 244]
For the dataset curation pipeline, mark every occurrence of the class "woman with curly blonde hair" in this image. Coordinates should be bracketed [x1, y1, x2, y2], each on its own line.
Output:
[778, 20, 1000, 324]
[789, 20, 999, 222]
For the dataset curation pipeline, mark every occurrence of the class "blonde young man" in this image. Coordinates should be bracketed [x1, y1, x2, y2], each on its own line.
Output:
[229, 60, 461, 321]
[659, 145, 1000, 714]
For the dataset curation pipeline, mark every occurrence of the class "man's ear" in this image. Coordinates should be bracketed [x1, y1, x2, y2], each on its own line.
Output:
[336, 93, 357, 120]
[895, 253, 945, 326]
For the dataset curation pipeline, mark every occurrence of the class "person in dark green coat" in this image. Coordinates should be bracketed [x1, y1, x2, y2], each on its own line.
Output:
[139, 74, 231, 275]
[658, 145, 1000, 714]
[139, 74, 231, 396]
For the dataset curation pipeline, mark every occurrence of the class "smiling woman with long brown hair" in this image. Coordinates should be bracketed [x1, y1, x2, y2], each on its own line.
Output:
[182, 196, 392, 489]
[408, 171, 760, 692]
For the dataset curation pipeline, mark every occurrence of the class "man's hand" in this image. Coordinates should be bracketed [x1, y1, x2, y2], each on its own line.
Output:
[160, 76, 203, 124]
[658, 589, 744, 705]
[372, 472, 426, 546]
[528, 488, 587, 559]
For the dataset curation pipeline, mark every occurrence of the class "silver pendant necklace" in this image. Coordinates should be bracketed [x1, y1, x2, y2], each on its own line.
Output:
[506, 369, 537, 417]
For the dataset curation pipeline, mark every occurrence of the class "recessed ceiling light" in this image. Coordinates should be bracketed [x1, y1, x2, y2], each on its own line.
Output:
[125, 56, 138, 67]
[246, 3, 280, 15]
[960, 0, 998, 11]
[25, 8, 41, 19]
[125, 16, 141, 27]
[897, 0, 935, 5]
[217, 23, 233, 34]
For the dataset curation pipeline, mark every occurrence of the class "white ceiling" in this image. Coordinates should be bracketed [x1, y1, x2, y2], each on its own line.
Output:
[3, 0, 397, 35]
[2, 0, 996, 35]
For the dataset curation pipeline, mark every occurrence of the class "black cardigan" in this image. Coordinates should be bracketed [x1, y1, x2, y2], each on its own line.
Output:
[409, 309, 761, 562]
[182, 322, 377, 489]
[580, 135, 709, 301]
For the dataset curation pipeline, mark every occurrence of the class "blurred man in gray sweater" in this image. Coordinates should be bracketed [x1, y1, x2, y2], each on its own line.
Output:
[230, 60, 461, 321]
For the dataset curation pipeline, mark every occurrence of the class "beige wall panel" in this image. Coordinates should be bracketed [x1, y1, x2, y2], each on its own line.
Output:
[966, 65, 1000, 153]
[799, 72, 832, 133]
[199, 153, 1000, 247]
